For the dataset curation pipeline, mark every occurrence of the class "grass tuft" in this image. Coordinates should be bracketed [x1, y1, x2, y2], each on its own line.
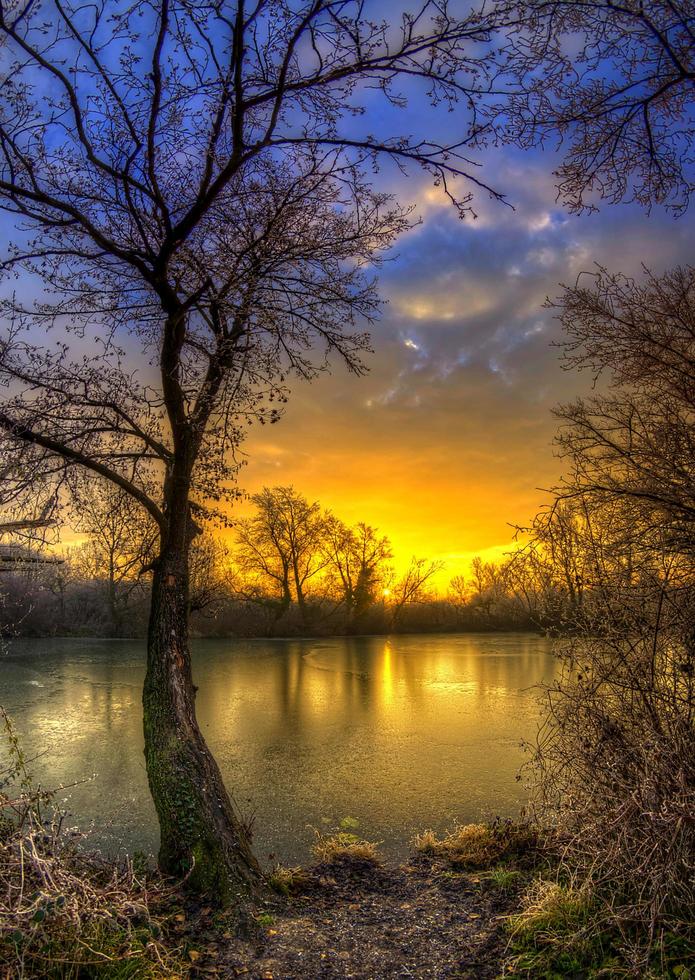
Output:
[311, 831, 382, 867]
[503, 878, 616, 978]
[268, 864, 311, 896]
[481, 867, 524, 893]
[412, 820, 536, 870]
[508, 878, 593, 943]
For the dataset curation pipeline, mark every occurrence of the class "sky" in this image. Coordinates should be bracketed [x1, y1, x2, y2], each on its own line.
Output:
[2, 2, 693, 589]
[232, 144, 695, 583]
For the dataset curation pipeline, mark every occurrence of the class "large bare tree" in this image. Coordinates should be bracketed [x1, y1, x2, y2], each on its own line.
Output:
[0, 0, 518, 902]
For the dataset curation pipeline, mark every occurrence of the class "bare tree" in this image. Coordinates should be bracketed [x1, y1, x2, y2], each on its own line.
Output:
[0, 0, 525, 899]
[528, 264, 695, 961]
[389, 556, 443, 626]
[468, 555, 503, 620]
[551, 265, 695, 554]
[189, 534, 232, 616]
[323, 517, 392, 621]
[234, 517, 293, 628]
[506, 0, 695, 213]
[235, 486, 326, 626]
[503, 540, 562, 623]
[71, 481, 157, 633]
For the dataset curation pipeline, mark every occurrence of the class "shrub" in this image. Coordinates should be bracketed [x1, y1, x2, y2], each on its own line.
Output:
[0, 707, 180, 978]
[531, 603, 695, 967]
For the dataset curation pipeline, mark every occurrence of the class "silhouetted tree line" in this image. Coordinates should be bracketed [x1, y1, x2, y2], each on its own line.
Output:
[0, 479, 648, 639]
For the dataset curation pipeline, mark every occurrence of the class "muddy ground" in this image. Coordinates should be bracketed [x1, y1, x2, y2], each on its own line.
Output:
[176, 858, 524, 980]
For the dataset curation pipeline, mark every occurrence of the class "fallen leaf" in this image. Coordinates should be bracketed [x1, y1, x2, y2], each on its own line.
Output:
[188, 950, 201, 962]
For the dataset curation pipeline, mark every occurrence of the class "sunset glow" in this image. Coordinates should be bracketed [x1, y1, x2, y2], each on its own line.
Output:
[0, 3, 693, 971]
[229, 159, 694, 584]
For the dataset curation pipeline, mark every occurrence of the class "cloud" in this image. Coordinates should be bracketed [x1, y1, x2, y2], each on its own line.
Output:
[239, 144, 695, 581]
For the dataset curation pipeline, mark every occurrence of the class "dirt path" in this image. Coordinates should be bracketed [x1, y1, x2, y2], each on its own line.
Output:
[191, 860, 522, 979]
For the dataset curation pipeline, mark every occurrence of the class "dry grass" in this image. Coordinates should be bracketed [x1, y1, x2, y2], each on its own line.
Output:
[508, 879, 593, 944]
[268, 864, 311, 896]
[311, 831, 382, 867]
[0, 707, 181, 978]
[413, 823, 501, 867]
[412, 820, 536, 870]
[502, 877, 608, 978]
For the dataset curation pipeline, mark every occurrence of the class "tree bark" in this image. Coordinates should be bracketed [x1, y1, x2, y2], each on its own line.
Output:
[142, 534, 262, 905]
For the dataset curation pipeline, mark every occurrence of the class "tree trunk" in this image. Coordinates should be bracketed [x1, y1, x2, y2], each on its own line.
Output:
[293, 563, 309, 627]
[142, 543, 262, 905]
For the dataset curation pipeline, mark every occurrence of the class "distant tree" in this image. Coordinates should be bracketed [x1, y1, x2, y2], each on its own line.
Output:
[234, 521, 293, 628]
[189, 535, 232, 617]
[235, 487, 327, 626]
[507, 0, 695, 213]
[323, 517, 392, 621]
[389, 557, 443, 626]
[0, 1, 518, 899]
[468, 556, 508, 621]
[447, 572, 471, 624]
[71, 482, 157, 633]
[43, 549, 79, 628]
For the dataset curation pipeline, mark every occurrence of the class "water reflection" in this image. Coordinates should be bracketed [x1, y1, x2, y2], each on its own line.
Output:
[1, 634, 555, 864]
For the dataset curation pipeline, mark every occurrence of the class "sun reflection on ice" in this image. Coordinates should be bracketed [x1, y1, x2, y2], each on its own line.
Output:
[381, 639, 394, 708]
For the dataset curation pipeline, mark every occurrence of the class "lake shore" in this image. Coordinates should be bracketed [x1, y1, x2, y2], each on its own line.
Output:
[3, 808, 681, 979]
[0, 812, 540, 979]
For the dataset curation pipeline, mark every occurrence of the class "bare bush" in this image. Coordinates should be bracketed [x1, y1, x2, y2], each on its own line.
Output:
[534, 576, 695, 943]
[529, 266, 695, 965]
[0, 708, 178, 977]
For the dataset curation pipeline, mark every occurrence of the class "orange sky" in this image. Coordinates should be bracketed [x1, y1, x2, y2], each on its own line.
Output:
[225, 155, 695, 587]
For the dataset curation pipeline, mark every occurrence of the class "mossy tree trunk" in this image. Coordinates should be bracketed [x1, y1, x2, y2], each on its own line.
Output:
[142, 485, 262, 905]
